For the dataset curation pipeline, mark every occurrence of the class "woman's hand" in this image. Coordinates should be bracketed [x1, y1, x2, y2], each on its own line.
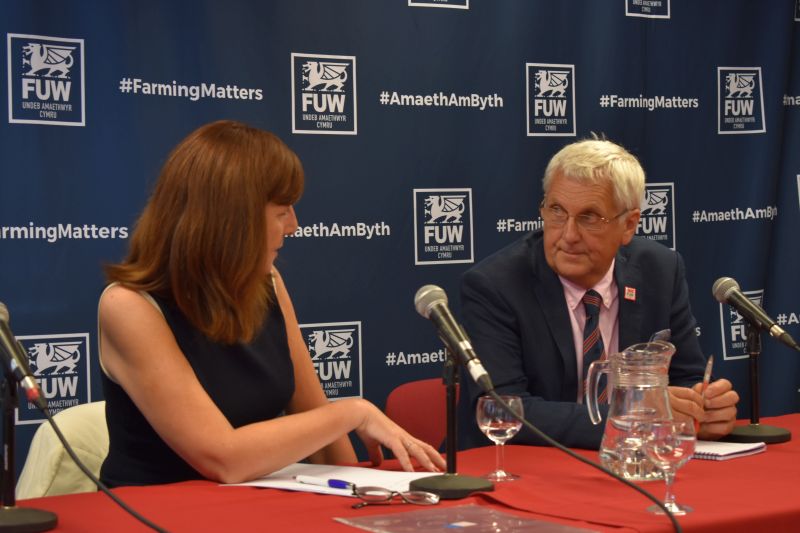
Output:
[351, 399, 446, 473]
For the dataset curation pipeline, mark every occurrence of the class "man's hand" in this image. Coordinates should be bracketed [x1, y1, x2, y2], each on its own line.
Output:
[694, 378, 739, 440]
[668, 380, 739, 440]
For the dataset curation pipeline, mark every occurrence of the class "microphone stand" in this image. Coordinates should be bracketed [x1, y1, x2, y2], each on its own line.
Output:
[409, 351, 493, 499]
[723, 322, 791, 444]
[0, 374, 57, 532]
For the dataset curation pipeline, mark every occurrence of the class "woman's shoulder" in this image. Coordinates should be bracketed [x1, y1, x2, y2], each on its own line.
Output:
[99, 283, 164, 324]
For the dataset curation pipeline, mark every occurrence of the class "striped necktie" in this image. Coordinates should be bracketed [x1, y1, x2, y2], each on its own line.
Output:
[582, 290, 606, 394]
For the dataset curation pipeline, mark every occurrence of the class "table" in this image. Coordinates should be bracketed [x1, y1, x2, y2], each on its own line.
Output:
[19, 414, 800, 532]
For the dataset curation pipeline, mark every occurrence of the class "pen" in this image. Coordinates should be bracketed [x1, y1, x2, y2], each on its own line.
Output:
[293, 475, 354, 490]
[696, 355, 714, 433]
[700, 355, 714, 402]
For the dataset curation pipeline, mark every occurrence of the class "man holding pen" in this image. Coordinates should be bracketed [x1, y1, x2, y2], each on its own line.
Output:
[458, 137, 740, 450]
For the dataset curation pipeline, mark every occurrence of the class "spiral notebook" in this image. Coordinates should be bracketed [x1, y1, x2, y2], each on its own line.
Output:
[694, 440, 766, 461]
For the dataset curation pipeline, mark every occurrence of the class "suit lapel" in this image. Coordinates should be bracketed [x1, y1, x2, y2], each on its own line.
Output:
[615, 245, 644, 350]
[530, 237, 578, 395]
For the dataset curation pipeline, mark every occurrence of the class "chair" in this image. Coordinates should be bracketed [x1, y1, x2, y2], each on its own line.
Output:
[385, 378, 458, 450]
[16, 401, 108, 499]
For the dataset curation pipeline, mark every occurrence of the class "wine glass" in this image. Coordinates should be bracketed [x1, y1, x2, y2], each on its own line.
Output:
[636, 419, 696, 515]
[476, 395, 523, 482]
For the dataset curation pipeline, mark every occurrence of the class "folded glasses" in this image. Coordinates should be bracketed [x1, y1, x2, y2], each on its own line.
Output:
[351, 485, 440, 509]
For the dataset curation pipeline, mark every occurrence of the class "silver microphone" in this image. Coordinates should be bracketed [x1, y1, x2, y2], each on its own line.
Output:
[415, 285, 494, 392]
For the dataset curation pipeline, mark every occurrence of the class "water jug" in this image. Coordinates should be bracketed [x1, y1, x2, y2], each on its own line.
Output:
[585, 341, 674, 481]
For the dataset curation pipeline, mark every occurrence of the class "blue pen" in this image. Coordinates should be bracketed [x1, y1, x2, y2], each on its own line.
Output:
[293, 475, 354, 490]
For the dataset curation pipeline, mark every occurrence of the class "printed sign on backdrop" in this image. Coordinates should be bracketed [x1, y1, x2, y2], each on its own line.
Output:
[526, 63, 576, 137]
[718, 67, 766, 134]
[291, 53, 357, 135]
[16, 333, 91, 424]
[413, 188, 474, 265]
[625, 0, 670, 19]
[7, 33, 85, 126]
[719, 289, 765, 360]
[408, 0, 469, 8]
[637, 182, 676, 249]
[301, 321, 362, 400]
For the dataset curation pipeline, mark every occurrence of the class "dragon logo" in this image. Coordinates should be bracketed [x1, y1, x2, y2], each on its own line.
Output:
[22, 43, 75, 78]
[28, 342, 82, 376]
[302, 61, 348, 92]
[308, 329, 355, 360]
[641, 188, 670, 215]
[424, 195, 466, 224]
[535, 69, 570, 98]
[725, 73, 755, 98]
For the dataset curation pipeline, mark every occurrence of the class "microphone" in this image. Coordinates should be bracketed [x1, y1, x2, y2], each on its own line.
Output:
[414, 285, 494, 392]
[0, 302, 46, 407]
[712, 277, 800, 352]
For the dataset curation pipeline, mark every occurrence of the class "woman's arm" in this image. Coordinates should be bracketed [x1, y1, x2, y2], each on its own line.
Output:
[99, 283, 444, 484]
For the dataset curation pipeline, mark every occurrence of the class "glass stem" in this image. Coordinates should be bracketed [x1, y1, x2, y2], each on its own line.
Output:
[495, 442, 506, 474]
[662, 469, 676, 507]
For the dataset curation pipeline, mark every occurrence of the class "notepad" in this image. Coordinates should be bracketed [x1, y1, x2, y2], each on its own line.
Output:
[694, 440, 766, 461]
[224, 463, 439, 495]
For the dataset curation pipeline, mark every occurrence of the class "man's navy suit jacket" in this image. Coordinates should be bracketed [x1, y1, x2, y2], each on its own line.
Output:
[458, 230, 707, 450]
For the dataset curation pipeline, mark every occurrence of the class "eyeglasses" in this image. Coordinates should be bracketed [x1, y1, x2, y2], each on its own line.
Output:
[539, 200, 629, 233]
[351, 485, 440, 509]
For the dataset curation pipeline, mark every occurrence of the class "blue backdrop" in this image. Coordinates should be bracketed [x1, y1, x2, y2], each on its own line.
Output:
[2, 0, 799, 473]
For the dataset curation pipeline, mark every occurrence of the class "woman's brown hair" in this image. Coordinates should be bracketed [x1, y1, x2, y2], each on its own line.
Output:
[106, 120, 304, 343]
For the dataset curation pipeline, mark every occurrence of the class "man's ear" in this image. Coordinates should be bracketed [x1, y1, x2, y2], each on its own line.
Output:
[620, 209, 640, 245]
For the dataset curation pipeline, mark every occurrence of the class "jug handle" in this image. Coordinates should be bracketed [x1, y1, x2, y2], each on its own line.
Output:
[585, 359, 609, 425]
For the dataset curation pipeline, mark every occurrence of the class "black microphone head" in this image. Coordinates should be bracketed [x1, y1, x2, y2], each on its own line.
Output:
[414, 285, 447, 319]
[712, 277, 740, 303]
[0, 302, 8, 323]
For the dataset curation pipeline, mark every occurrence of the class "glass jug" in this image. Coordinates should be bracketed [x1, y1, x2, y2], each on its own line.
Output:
[585, 341, 675, 481]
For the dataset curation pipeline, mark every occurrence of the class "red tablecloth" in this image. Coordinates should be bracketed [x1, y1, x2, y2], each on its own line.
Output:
[19, 414, 800, 532]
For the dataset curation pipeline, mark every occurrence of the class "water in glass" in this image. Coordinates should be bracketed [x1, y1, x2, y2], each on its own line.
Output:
[476, 395, 522, 482]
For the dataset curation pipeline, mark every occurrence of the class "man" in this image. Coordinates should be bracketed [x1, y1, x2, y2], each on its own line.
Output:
[458, 138, 739, 449]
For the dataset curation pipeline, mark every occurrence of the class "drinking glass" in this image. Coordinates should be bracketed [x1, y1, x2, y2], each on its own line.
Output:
[635, 419, 696, 515]
[476, 395, 523, 482]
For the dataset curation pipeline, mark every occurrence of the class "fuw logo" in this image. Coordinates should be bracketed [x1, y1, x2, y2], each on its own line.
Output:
[408, 0, 469, 8]
[301, 322, 362, 400]
[292, 53, 357, 135]
[718, 67, 765, 134]
[7, 33, 85, 126]
[637, 183, 676, 249]
[527, 63, 576, 136]
[414, 188, 474, 265]
[719, 289, 764, 360]
[16, 333, 91, 424]
[625, 0, 670, 19]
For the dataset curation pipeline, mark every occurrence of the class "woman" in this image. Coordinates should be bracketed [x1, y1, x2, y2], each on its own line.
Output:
[98, 120, 445, 486]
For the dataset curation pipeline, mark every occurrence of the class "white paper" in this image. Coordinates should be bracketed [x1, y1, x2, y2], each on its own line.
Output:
[694, 439, 766, 460]
[225, 463, 440, 496]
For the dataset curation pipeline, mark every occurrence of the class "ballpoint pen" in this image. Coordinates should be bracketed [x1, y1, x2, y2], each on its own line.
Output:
[293, 475, 354, 491]
[700, 355, 714, 402]
[696, 355, 714, 433]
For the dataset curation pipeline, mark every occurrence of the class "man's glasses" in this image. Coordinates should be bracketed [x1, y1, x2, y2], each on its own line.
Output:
[539, 200, 629, 233]
[351, 485, 440, 509]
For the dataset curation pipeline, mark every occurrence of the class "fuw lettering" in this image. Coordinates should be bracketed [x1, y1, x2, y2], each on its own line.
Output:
[39, 376, 79, 398]
[21, 78, 72, 101]
[314, 360, 351, 381]
[534, 99, 567, 116]
[638, 217, 667, 234]
[725, 99, 754, 116]
[424, 225, 463, 244]
[302, 92, 346, 113]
